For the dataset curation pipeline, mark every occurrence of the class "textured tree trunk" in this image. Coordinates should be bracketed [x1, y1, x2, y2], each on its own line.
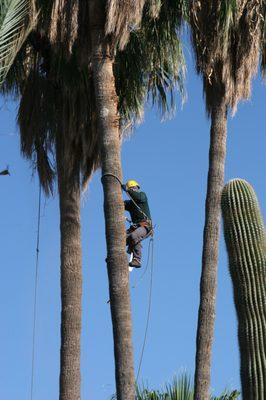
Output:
[89, 2, 135, 400]
[194, 98, 227, 400]
[57, 145, 82, 400]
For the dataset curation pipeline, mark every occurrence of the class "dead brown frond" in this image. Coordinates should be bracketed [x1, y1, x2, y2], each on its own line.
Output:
[49, 0, 79, 57]
[190, 0, 264, 114]
[16, 32, 101, 195]
[76, 1, 91, 68]
[18, 70, 56, 194]
[147, 0, 162, 19]
[56, 73, 101, 189]
[105, 0, 147, 49]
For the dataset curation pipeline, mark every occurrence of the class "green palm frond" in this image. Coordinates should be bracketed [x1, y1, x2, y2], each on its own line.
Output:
[219, 0, 237, 31]
[164, 375, 193, 400]
[137, 374, 193, 399]
[0, 0, 34, 87]
[210, 389, 240, 400]
[110, 375, 239, 400]
[115, 0, 187, 128]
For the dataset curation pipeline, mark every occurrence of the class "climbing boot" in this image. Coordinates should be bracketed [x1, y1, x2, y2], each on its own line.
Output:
[129, 258, 141, 268]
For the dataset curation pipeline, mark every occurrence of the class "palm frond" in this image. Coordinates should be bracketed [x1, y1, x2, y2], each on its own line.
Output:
[190, 0, 263, 114]
[164, 375, 193, 400]
[147, 0, 161, 19]
[219, 0, 237, 31]
[49, 0, 79, 58]
[110, 375, 239, 400]
[18, 70, 56, 194]
[138, 374, 193, 399]
[210, 389, 240, 400]
[0, 40, 36, 98]
[115, 0, 187, 129]
[106, 0, 147, 50]
[16, 47, 101, 195]
[261, 2, 266, 75]
[0, 0, 35, 87]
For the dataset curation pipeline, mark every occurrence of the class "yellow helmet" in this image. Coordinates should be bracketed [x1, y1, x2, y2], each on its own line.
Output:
[126, 179, 140, 189]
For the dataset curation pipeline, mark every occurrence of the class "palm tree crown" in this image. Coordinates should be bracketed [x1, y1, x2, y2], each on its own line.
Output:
[191, 1, 264, 114]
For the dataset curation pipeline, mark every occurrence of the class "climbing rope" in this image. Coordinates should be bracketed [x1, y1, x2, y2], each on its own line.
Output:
[132, 237, 152, 289]
[101, 172, 123, 186]
[136, 237, 154, 382]
[30, 183, 42, 400]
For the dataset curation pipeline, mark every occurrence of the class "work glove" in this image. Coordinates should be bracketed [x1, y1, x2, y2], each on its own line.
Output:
[121, 184, 127, 192]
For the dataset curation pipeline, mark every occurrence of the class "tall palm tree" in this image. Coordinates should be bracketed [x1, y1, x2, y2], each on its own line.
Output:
[18, 63, 100, 400]
[89, 4, 136, 398]
[18, 67, 99, 400]
[89, 1, 186, 399]
[190, 2, 264, 399]
[3, 2, 100, 398]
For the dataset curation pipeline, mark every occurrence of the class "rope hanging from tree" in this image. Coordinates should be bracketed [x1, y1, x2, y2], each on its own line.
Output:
[30, 183, 42, 400]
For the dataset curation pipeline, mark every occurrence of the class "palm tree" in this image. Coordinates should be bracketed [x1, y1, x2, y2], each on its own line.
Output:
[89, 1, 186, 399]
[3, 3, 100, 398]
[190, 2, 264, 399]
[89, 4, 136, 398]
[18, 64, 99, 400]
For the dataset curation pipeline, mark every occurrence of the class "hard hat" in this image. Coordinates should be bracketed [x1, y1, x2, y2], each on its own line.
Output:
[126, 179, 140, 189]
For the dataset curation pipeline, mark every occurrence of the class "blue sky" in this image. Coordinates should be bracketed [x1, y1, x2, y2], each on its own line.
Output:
[0, 48, 265, 400]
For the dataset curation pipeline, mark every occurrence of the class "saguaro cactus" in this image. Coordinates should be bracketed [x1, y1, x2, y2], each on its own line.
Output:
[221, 179, 266, 400]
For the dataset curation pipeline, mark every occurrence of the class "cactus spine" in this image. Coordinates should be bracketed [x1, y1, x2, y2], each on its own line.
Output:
[221, 179, 266, 400]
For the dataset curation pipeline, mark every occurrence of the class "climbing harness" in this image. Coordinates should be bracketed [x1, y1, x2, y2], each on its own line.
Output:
[30, 183, 42, 400]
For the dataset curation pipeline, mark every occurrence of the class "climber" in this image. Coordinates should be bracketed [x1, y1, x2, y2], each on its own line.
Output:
[122, 179, 152, 269]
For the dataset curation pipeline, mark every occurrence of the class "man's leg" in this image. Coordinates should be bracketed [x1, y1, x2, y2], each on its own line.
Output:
[126, 229, 134, 254]
[129, 226, 147, 267]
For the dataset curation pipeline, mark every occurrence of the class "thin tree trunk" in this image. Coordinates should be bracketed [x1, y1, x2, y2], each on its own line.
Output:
[89, 2, 135, 400]
[194, 98, 227, 400]
[57, 144, 82, 400]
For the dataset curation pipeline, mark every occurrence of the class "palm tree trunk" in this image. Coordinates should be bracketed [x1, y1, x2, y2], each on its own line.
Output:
[194, 97, 227, 400]
[89, 2, 135, 400]
[57, 145, 82, 400]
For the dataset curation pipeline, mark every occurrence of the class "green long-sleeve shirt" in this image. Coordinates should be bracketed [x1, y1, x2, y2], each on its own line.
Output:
[124, 189, 152, 224]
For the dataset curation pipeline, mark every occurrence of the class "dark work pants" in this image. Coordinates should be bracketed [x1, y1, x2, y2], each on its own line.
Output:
[126, 226, 148, 263]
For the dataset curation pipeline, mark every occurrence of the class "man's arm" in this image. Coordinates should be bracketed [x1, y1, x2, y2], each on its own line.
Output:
[124, 200, 131, 211]
[126, 189, 147, 203]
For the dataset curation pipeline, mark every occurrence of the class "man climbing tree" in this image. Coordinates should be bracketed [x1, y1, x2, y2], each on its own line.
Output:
[122, 180, 152, 269]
